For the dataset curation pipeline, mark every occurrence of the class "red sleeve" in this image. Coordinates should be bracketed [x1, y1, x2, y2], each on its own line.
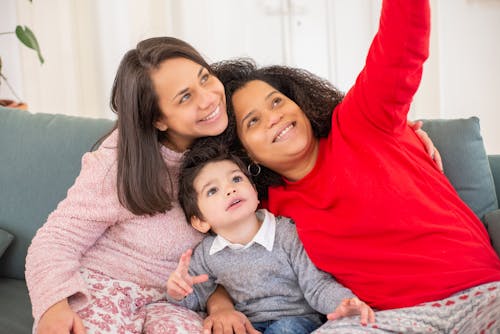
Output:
[336, 0, 431, 134]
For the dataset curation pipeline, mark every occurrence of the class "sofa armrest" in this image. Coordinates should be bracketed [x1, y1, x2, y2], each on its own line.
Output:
[484, 209, 500, 257]
[489, 155, 500, 207]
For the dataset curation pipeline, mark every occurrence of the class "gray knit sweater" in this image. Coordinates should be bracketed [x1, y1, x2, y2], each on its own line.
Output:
[169, 210, 354, 322]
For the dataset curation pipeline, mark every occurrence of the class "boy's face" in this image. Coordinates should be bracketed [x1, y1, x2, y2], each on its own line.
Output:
[191, 160, 259, 234]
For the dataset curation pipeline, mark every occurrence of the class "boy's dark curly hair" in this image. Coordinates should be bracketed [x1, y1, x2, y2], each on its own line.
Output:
[178, 136, 252, 223]
[210, 58, 345, 199]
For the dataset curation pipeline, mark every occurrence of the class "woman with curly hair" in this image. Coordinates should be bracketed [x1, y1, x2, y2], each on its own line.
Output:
[205, 0, 500, 332]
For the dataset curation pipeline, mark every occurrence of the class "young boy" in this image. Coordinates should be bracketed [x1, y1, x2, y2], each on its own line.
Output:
[169, 143, 374, 333]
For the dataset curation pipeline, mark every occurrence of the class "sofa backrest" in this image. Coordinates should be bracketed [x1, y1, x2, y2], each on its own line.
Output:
[1, 109, 499, 280]
[489, 155, 500, 206]
[0, 108, 114, 280]
[421, 117, 499, 219]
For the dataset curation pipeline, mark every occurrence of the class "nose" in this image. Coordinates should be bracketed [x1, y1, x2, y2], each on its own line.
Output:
[197, 89, 216, 109]
[226, 188, 236, 196]
[265, 109, 283, 129]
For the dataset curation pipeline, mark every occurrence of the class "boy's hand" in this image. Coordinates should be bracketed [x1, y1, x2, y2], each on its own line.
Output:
[327, 297, 375, 326]
[167, 249, 209, 300]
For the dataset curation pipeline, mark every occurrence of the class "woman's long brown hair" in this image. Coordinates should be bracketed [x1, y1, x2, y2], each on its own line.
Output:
[108, 37, 212, 216]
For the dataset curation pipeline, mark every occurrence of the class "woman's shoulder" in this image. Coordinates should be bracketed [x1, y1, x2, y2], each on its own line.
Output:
[85, 130, 118, 164]
[76, 130, 119, 187]
[96, 129, 118, 154]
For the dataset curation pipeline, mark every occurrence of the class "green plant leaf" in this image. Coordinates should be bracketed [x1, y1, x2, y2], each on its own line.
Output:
[15, 25, 44, 64]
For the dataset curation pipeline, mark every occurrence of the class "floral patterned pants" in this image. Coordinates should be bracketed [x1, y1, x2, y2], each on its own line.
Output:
[314, 281, 500, 334]
[70, 269, 500, 334]
[69, 268, 203, 334]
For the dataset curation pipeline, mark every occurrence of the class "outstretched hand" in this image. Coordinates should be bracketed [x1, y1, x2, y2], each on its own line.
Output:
[167, 248, 209, 300]
[327, 297, 375, 326]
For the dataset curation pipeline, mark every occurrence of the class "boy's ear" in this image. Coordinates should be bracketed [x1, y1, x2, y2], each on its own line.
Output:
[190, 216, 211, 233]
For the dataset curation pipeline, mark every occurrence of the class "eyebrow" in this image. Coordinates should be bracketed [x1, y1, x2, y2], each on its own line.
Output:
[240, 90, 279, 126]
[172, 66, 205, 102]
[199, 168, 242, 194]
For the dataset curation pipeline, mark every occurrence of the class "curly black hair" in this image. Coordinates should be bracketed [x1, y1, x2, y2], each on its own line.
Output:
[178, 136, 251, 224]
[209, 58, 345, 199]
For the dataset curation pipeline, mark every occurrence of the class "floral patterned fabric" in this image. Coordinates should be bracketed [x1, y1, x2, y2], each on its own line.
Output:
[69, 268, 203, 334]
[314, 281, 500, 334]
[63, 269, 500, 333]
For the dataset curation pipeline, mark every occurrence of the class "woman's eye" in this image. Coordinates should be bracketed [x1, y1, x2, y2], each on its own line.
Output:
[272, 97, 282, 108]
[180, 93, 191, 104]
[200, 73, 210, 84]
[247, 117, 258, 128]
[232, 175, 243, 183]
[207, 187, 217, 197]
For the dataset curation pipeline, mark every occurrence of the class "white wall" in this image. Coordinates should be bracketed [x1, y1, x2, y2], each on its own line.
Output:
[1, 0, 499, 152]
[435, 0, 500, 154]
[0, 0, 23, 101]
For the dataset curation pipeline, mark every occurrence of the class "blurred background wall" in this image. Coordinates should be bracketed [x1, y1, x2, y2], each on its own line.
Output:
[1, 0, 499, 152]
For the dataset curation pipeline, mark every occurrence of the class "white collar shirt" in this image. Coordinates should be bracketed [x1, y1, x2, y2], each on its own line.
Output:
[209, 209, 276, 255]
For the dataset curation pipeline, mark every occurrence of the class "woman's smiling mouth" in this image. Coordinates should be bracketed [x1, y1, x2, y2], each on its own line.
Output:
[200, 105, 221, 122]
[273, 122, 295, 142]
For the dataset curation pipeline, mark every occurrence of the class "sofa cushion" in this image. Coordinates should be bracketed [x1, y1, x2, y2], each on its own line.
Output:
[0, 107, 114, 279]
[421, 117, 498, 219]
[0, 229, 14, 258]
[489, 155, 500, 205]
[0, 278, 33, 334]
[484, 209, 500, 256]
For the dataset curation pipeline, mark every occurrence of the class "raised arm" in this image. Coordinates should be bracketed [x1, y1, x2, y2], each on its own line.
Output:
[338, 0, 431, 134]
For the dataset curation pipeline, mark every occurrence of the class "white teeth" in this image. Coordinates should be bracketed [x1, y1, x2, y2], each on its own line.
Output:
[275, 124, 293, 141]
[202, 106, 220, 121]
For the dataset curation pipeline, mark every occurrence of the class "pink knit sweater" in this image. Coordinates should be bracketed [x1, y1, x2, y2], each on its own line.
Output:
[25, 130, 204, 322]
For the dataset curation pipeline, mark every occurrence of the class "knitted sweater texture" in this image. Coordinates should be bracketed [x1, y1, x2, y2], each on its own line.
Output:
[171, 210, 353, 322]
[25, 131, 204, 321]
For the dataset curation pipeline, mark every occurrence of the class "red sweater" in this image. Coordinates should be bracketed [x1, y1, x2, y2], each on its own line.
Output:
[267, 0, 500, 310]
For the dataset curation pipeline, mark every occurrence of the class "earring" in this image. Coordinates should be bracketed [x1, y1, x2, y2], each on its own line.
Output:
[247, 162, 261, 176]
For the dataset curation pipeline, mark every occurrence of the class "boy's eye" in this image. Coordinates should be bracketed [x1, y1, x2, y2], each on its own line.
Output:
[207, 187, 217, 197]
[232, 175, 243, 183]
[180, 93, 191, 104]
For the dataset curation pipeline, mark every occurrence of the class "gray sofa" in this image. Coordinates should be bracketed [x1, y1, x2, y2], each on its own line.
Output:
[1, 107, 499, 333]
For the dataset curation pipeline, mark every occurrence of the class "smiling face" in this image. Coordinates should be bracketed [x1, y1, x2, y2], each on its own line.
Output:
[231, 80, 318, 180]
[151, 57, 227, 151]
[191, 160, 259, 236]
